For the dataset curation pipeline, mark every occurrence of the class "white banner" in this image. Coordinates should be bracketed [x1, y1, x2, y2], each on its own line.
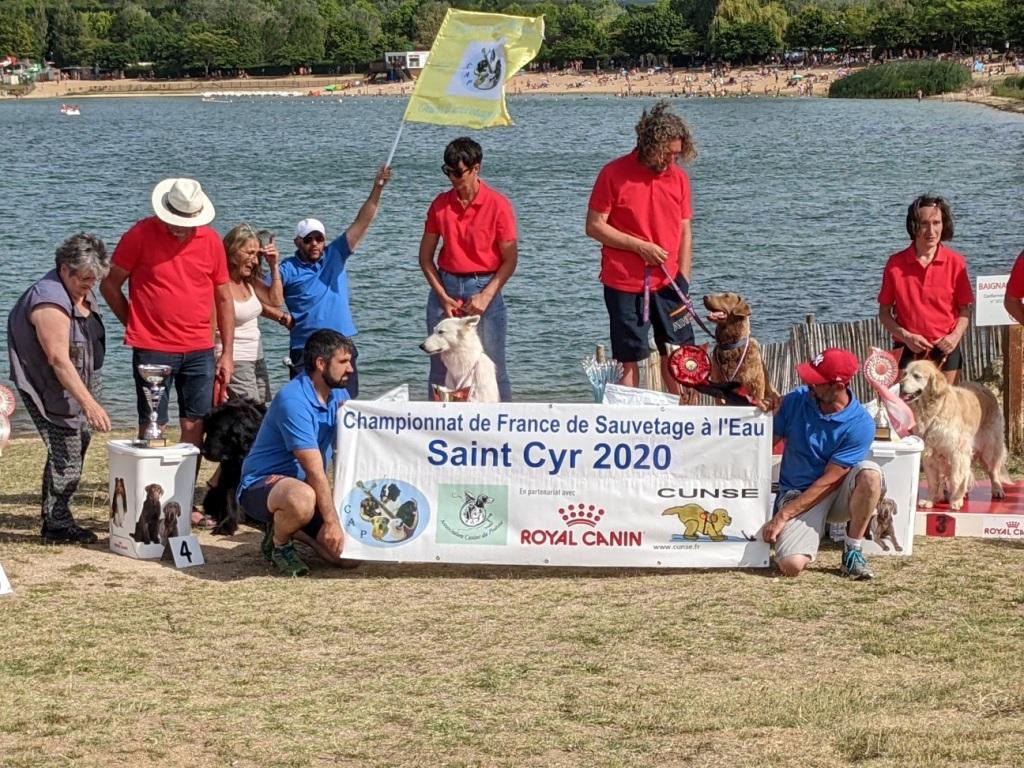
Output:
[333, 402, 772, 568]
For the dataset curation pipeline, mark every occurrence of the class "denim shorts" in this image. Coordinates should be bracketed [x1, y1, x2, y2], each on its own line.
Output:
[603, 275, 696, 362]
[132, 348, 215, 426]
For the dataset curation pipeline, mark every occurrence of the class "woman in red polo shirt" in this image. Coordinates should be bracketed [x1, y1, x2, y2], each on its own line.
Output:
[878, 195, 974, 384]
[418, 137, 518, 401]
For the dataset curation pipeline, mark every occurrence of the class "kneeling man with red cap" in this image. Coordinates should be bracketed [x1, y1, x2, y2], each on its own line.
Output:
[762, 348, 882, 580]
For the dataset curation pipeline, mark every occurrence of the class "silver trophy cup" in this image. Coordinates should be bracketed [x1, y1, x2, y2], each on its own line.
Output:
[135, 364, 172, 447]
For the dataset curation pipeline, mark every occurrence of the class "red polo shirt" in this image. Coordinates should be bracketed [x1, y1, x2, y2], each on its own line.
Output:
[1005, 251, 1024, 299]
[877, 243, 974, 342]
[112, 216, 228, 352]
[588, 149, 692, 293]
[425, 180, 517, 274]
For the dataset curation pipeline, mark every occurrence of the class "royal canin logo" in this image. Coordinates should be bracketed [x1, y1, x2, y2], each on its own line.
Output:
[520, 503, 643, 547]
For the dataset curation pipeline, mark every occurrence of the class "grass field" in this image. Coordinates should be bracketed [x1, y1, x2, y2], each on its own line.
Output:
[1, 432, 1022, 767]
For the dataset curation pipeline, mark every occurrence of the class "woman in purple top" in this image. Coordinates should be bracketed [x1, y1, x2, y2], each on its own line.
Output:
[7, 233, 112, 544]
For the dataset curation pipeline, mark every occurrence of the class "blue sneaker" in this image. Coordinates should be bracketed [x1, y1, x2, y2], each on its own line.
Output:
[270, 541, 309, 577]
[841, 546, 873, 581]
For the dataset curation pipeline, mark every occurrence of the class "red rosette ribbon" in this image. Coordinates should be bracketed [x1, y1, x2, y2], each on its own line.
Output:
[863, 347, 915, 437]
[668, 345, 711, 386]
[0, 385, 15, 417]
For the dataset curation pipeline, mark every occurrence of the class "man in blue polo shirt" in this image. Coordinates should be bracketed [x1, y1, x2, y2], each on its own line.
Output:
[280, 166, 391, 397]
[762, 348, 882, 580]
[238, 329, 357, 576]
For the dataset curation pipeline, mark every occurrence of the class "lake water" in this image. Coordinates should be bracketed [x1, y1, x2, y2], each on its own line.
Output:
[1, 94, 1022, 432]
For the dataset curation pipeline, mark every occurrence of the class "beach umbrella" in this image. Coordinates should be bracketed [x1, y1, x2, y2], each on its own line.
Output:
[581, 350, 622, 403]
[0, 413, 9, 456]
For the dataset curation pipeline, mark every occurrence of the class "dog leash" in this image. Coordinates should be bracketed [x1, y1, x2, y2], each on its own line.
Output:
[642, 264, 717, 340]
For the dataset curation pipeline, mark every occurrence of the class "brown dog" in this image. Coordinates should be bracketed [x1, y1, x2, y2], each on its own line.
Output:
[870, 497, 902, 552]
[161, 502, 181, 549]
[703, 292, 776, 404]
[899, 360, 1010, 510]
[131, 483, 163, 545]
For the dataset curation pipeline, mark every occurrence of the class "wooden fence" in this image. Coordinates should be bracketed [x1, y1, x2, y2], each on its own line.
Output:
[640, 314, 1004, 402]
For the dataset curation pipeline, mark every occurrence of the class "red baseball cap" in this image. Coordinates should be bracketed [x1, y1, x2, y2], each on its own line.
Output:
[796, 348, 860, 386]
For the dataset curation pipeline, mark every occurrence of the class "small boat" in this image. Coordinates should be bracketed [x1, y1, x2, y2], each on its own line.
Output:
[60, 103, 80, 116]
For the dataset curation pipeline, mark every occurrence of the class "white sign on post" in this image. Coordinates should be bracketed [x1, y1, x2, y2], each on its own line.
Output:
[975, 275, 1014, 327]
[333, 402, 773, 568]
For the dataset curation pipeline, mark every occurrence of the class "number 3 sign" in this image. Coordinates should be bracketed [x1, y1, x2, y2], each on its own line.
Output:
[169, 536, 205, 568]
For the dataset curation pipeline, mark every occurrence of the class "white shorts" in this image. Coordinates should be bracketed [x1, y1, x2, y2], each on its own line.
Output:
[774, 460, 881, 562]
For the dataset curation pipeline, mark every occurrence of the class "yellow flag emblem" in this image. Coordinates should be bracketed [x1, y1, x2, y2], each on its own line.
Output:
[403, 9, 545, 129]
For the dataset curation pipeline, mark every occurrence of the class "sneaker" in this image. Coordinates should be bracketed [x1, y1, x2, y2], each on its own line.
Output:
[270, 541, 309, 577]
[260, 521, 274, 562]
[841, 546, 874, 581]
[42, 523, 98, 545]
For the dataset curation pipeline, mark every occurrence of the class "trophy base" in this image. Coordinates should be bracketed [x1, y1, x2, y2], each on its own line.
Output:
[874, 426, 892, 442]
[132, 437, 168, 449]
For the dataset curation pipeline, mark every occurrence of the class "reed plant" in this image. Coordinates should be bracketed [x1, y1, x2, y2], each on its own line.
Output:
[992, 73, 1024, 100]
[829, 60, 972, 99]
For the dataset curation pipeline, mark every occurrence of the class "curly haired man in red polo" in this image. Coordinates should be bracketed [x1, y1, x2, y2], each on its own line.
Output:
[586, 100, 696, 398]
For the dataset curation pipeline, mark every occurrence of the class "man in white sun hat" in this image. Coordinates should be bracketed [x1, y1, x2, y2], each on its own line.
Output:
[102, 178, 235, 525]
[279, 165, 391, 397]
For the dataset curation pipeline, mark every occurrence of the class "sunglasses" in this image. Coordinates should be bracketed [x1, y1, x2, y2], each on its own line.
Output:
[302, 233, 325, 244]
[442, 165, 474, 179]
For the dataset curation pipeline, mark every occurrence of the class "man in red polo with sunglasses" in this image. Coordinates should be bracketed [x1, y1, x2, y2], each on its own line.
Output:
[419, 137, 518, 401]
[279, 166, 391, 397]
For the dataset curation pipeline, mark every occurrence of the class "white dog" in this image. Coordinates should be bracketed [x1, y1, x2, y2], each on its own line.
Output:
[899, 360, 1010, 510]
[420, 316, 499, 402]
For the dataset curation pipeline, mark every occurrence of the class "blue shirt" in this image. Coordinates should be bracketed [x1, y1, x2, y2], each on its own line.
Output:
[774, 386, 875, 493]
[279, 232, 355, 347]
[238, 374, 350, 495]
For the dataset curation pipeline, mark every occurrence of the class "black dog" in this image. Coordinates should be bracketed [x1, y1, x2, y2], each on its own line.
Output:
[201, 398, 267, 535]
[132, 483, 163, 545]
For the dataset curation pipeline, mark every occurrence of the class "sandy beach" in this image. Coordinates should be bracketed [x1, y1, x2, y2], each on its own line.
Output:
[20, 65, 850, 101]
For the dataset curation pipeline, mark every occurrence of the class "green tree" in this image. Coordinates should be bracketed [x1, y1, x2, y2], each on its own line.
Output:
[412, 1, 449, 49]
[381, 0, 416, 49]
[181, 28, 241, 75]
[617, 2, 699, 58]
[47, 1, 86, 66]
[785, 4, 840, 50]
[0, 11, 35, 59]
[543, 3, 607, 63]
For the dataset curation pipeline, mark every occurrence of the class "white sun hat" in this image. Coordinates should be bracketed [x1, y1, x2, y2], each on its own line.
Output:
[151, 178, 216, 227]
[295, 218, 327, 239]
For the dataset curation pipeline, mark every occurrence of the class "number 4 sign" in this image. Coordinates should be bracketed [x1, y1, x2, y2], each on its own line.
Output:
[169, 536, 205, 568]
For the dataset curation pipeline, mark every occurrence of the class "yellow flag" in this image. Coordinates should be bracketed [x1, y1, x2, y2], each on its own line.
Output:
[403, 9, 545, 129]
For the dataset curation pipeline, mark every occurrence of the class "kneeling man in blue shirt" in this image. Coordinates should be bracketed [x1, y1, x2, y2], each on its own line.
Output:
[762, 348, 882, 580]
[238, 329, 357, 576]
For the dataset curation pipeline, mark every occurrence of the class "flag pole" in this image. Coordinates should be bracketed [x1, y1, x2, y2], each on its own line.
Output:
[382, 119, 406, 176]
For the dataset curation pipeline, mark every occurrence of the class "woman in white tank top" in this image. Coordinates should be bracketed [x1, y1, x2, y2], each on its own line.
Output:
[216, 224, 290, 402]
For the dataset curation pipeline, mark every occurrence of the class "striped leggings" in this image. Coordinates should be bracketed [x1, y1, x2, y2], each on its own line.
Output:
[20, 393, 92, 532]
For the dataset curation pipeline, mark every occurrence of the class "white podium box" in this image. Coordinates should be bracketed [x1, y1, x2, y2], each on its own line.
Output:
[107, 440, 200, 559]
[772, 436, 923, 556]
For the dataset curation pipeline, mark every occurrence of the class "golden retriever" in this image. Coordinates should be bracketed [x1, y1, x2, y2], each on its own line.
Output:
[703, 292, 777, 404]
[898, 360, 1009, 510]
